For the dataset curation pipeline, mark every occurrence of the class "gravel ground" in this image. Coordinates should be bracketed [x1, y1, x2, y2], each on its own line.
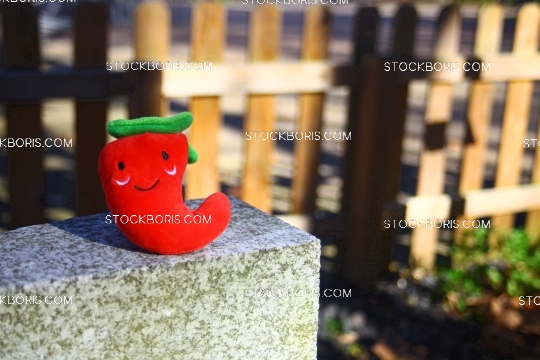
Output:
[317, 278, 484, 359]
[316, 250, 540, 360]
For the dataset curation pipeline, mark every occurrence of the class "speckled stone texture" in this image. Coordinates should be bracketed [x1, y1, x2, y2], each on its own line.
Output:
[0, 197, 320, 359]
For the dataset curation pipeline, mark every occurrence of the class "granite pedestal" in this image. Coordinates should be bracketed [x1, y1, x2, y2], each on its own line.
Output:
[0, 197, 320, 359]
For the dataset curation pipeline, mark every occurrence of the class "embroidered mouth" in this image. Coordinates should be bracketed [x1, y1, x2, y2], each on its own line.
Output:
[134, 179, 160, 192]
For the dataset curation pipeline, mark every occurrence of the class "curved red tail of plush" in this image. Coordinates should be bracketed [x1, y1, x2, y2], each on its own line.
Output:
[107, 191, 231, 255]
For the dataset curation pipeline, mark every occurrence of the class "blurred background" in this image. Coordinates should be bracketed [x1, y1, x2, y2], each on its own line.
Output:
[1, 0, 540, 358]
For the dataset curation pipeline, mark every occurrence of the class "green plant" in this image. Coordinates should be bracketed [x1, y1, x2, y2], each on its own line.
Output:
[323, 317, 366, 359]
[437, 228, 540, 319]
[325, 317, 344, 340]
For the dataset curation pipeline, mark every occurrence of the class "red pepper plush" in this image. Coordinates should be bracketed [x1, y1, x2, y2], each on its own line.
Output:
[98, 112, 231, 255]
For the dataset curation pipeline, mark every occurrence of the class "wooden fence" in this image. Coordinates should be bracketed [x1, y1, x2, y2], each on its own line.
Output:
[382, 3, 540, 273]
[136, 2, 339, 213]
[2, 1, 540, 287]
[1, 3, 113, 228]
[117, 1, 540, 285]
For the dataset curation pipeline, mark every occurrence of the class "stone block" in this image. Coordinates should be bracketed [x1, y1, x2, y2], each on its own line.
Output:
[0, 197, 320, 359]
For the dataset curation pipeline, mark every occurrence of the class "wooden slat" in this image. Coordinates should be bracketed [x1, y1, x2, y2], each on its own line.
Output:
[8, 57, 519, 100]
[523, 5, 540, 235]
[382, 4, 417, 202]
[341, 56, 385, 285]
[527, 165, 540, 234]
[341, 6, 378, 216]
[0, 67, 126, 101]
[460, 4, 503, 192]
[158, 52, 540, 98]
[129, 1, 169, 118]
[163, 57, 473, 98]
[385, 184, 540, 222]
[377, 3, 418, 275]
[467, 184, 540, 219]
[492, 3, 540, 232]
[456, 4, 503, 240]
[74, 3, 108, 216]
[410, 5, 460, 269]
[478, 55, 540, 82]
[291, 5, 331, 214]
[527, 138, 540, 233]
[405, 195, 453, 220]
[2, 3, 44, 228]
[340, 6, 390, 286]
[392, 4, 417, 58]
[185, 2, 224, 200]
[241, 5, 281, 213]
[164, 62, 335, 96]
[351, 7, 378, 62]
[160, 53, 540, 98]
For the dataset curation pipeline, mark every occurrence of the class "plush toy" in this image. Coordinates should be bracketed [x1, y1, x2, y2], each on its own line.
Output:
[98, 112, 231, 255]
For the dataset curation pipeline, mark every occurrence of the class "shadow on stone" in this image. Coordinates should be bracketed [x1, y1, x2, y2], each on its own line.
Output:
[49, 212, 152, 253]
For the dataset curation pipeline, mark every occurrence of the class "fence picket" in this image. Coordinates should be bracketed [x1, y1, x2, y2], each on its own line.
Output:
[341, 6, 388, 285]
[492, 3, 540, 234]
[341, 6, 378, 216]
[185, 2, 224, 200]
[457, 4, 503, 242]
[523, 5, 540, 236]
[378, 4, 418, 274]
[241, 5, 281, 213]
[527, 149, 540, 236]
[383, 4, 417, 201]
[2, 3, 44, 228]
[130, 1, 169, 118]
[291, 6, 331, 214]
[410, 5, 460, 269]
[74, 3, 109, 216]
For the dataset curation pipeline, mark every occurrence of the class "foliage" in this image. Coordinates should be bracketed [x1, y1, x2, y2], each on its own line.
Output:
[437, 228, 540, 319]
[323, 317, 366, 359]
[325, 317, 345, 339]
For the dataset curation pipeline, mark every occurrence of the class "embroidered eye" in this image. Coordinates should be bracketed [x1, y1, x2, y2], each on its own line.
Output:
[162, 151, 169, 160]
[118, 161, 125, 170]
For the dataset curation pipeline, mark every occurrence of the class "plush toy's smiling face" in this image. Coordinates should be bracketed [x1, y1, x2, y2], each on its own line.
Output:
[98, 132, 188, 201]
